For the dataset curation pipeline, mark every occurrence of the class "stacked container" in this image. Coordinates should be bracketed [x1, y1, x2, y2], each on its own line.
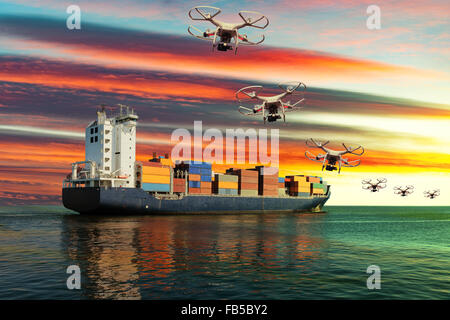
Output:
[142, 162, 171, 192]
[213, 174, 239, 195]
[286, 175, 311, 197]
[255, 166, 279, 196]
[175, 161, 212, 195]
[226, 168, 259, 196]
[278, 177, 286, 196]
[311, 181, 328, 195]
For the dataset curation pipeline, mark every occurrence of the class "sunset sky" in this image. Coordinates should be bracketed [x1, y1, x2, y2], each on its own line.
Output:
[0, 0, 449, 206]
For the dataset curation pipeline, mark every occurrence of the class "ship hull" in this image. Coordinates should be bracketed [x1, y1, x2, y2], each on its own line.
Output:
[62, 187, 330, 215]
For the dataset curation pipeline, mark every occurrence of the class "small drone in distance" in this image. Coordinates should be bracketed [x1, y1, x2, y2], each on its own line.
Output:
[394, 185, 414, 197]
[187, 6, 269, 54]
[305, 139, 364, 173]
[236, 82, 306, 123]
[424, 189, 440, 199]
[362, 178, 387, 192]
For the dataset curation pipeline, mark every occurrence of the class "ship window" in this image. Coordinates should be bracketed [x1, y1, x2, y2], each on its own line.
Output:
[90, 128, 94, 134]
[95, 127, 98, 133]
[90, 137, 93, 143]
[105, 166, 110, 170]
[95, 136, 98, 142]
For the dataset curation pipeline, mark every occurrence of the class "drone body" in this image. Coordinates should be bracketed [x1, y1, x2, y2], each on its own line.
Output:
[424, 189, 440, 199]
[362, 178, 387, 192]
[236, 82, 306, 123]
[394, 185, 414, 197]
[305, 139, 364, 173]
[188, 6, 269, 54]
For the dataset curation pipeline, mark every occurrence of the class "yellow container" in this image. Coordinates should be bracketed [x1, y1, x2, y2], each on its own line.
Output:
[218, 181, 238, 189]
[142, 166, 170, 176]
[160, 158, 173, 166]
[293, 176, 308, 182]
[142, 174, 170, 184]
[312, 188, 324, 194]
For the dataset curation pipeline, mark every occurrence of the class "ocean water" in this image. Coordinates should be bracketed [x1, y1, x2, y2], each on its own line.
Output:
[0, 206, 448, 300]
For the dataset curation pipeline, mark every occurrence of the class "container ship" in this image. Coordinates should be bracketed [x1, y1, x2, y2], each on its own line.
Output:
[62, 107, 330, 215]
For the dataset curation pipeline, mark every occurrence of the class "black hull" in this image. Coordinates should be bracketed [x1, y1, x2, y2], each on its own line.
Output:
[62, 187, 330, 215]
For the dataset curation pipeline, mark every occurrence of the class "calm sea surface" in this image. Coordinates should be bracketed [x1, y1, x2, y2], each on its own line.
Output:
[0, 206, 448, 299]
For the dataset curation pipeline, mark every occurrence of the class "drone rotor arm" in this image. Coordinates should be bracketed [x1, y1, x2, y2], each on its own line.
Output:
[305, 150, 324, 163]
[237, 34, 265, 45]
[188, 25, 215, 41]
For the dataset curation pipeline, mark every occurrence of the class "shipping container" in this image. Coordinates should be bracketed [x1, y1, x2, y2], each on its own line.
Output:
[142, 175, 170, 184]
[189, 174, 201, 181]
[142, 166, 170, 176]
[215, 181, 238, 189]
[189, 181, 201, 188]
[239, 189, 259, 196]
[142, 183, 170, 192]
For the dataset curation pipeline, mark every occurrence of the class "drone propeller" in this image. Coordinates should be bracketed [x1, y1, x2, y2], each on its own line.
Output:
[238, 11, 269, 29]
[235, 85, 265, 104]
[342, 143, 365, 156]
[377, 178, 387, 184]
[341, 158, 361, 167]
[306, 138, 329, 148]
[237, 33, 266, 45]
[188, 6, 222, 21]
[278, 81, 305, 93]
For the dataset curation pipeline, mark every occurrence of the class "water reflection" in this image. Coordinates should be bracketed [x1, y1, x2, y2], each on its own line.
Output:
[62, 213, 327, 299]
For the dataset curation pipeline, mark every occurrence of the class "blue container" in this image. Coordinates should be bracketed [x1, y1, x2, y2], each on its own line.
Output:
[278, 177, 285, 183]
[200, 169, 212, 175]
[184, 161, 212, 168]
[189, 181, 201, 188]
[142, 183, 170, 192]
[188, 167, 201, 174]
[200, 175, 212, 182]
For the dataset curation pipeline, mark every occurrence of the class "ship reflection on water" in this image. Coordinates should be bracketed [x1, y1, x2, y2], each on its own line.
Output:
[62, 213, 327, 299]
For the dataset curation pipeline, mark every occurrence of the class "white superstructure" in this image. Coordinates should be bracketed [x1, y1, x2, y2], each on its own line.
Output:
[64, 105, 139, 188]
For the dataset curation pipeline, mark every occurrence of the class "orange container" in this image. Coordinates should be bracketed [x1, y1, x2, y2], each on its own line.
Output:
[142, 166, 170, 176]
[308, 176, 321, 183]
[142, 174, 170, 184]
[189, 174, 201, 181]
[200, 181, 211, 189]
[217, 181, 238, 189]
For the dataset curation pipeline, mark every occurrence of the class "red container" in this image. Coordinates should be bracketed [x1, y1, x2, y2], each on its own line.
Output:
[173, 185, 185, 193]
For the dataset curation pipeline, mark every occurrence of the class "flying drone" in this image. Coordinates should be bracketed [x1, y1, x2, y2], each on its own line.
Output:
[424, 189, 440, 199]
[362, 178, 387, 192]
[305, 138, 364, 173]
[394, 185, 414, 197]
[236, 82, 306, 123]
[187, 6, 269, 54]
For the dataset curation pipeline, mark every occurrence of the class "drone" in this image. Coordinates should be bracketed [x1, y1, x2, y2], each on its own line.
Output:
[362, 178, 387, 192]
[236, 82, 306, 123]
[305, 138, 364, 173]
[424, 189, 440, 199]
[394, 185, 414, 197]
[188, 6, 269, 54]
